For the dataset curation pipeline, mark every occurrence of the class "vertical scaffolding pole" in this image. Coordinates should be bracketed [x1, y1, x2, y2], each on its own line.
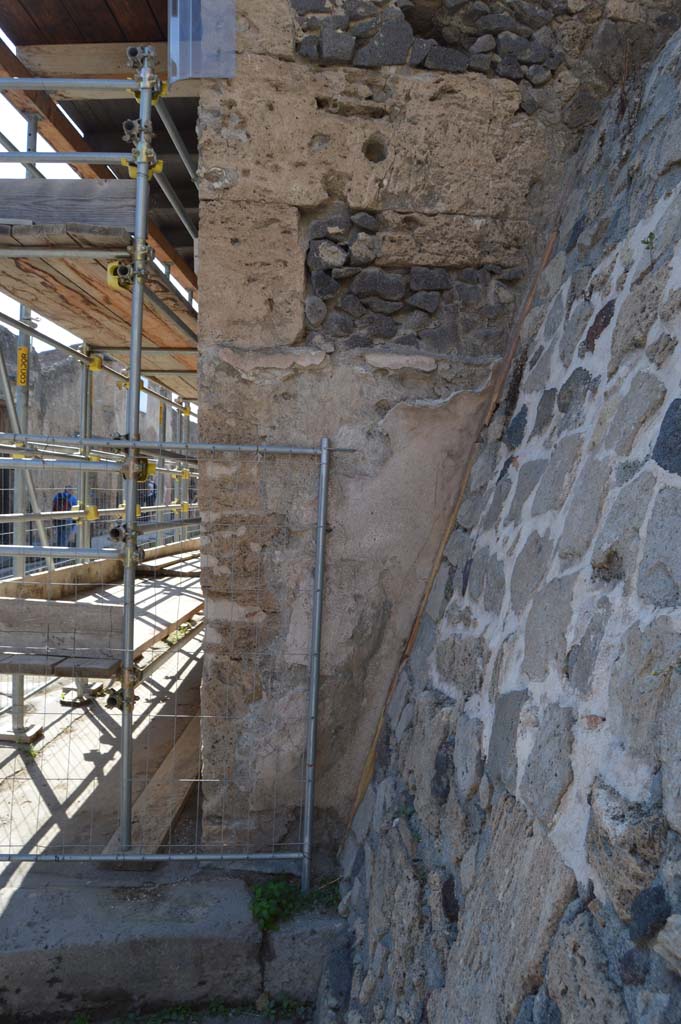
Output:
[119, 49, 157, 851]
[78, 344, 93, 550]
[13, 113, 38, 580]
[302, 437, 330, 892]
[181, 403, 190, 540]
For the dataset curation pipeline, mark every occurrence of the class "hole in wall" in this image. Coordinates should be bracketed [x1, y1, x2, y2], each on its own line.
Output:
[363, 135, 388, 163]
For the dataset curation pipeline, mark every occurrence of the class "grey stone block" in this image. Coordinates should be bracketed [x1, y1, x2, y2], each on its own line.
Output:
[504, 405, 528, 449]
[532, 434, 583, 515]
[653, 398, 681, 474]
[506, 459, 547, 524]
[305, 295, 327, 327]
[487, 689, 527, 793]
[407, 290, 441, 313]
[351, 211, 379, 233]
[436, 632, 489, 699]
[547, 913, 629, 1023]
[522, 574, 576, 680]
[351, 267, 407, 300]
[605, 371, 666, 456]
[410, 267, 451, 291]
[586, 779, 666, 921]
[556, 367, 600, 432]
[510, 531, 553, 615]
[565, 599, 610, 696]
[558, 457, 610, 563]
[354, 14, 413, 67]
[592, 471, 655, 587]
[307, 239, 348, 271]
[425, 46, 469, 72]
[519, 704, 575, 825]
[639, 487, 681, 606]
[454, 714, 484, 800]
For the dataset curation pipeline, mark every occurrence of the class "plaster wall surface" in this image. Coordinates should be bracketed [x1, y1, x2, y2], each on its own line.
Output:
[327, 24, 681, 1023]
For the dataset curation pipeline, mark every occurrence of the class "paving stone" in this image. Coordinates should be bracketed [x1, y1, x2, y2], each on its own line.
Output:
[652, 398, 681, 475]
[519, 704, 575, 826]
[639, 487, 681, 607]
[522, 574, 576, 680]
[506, 459, 548, 524]
[265, 912, 346, 1002]
[353, 14, 414, 66]
[407, 290, 441, 314]
[454, 714, 484, 800]
[558, 457, 610, 563]
[605, 371, 666, 456]
[351, 268, 407, 300]
[592, 471, 655, 587]
[511, 530, 554, 615]
[546, 912, 630, 1023]
[532, 434, 583, 515]
[305, 295, 327, 327]
[504, 405, 528, 449]
[409, 267, 451, 291]
[487, 690, 527, 793]
[565, 598, 610, 696]
[586, 779, 666, 921]
[436, 633, 489, 699]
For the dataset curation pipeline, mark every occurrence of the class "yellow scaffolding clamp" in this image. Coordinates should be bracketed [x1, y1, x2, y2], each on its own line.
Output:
[107, 260, 134, 292]
[121, 155, 164, 181]
[88, 354, 104, 371]
[85, 505, 100, 522]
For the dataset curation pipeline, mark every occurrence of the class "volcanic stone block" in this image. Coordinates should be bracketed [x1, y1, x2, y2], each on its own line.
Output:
[454, 714, 484, 800]
[519, 704, 575, 825]
[532, 434, 583, 515]
[591, 471, 655, 587]
[547, 912, 629, 1022]
[487, 689, 527, 792]
[558, 457, 610, 563]
[605, 371, 666, 455]
[510, 531, 553, 615]
[351, 267, 407, 300]
[653, 398, 681, 474]
[353, 13, 414, 66]
[639, 487, 681, 606]
[522, 574, 576, 680]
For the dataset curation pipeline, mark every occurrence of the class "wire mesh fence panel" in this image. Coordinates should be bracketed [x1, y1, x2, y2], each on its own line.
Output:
[0, 441, 325, 867]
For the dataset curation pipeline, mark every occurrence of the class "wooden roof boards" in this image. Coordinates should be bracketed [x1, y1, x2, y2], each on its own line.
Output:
[0, 0, 166, 46]
[0, 223, 198, 400]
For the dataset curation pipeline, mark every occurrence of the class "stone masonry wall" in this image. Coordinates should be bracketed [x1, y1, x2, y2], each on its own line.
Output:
[197, 0, 679, 856]
[328, 25, 681, 1024]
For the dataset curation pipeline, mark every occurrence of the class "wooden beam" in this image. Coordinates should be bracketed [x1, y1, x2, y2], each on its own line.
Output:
[0, 179, 137, 230]
[0, 39, 198, 293]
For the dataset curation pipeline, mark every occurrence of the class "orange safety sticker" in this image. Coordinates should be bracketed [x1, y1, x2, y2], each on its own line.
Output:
[16, 347, 29, 387]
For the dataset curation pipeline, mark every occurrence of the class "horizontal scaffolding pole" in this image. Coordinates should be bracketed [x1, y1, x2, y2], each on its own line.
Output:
[0, 151, 128, 165]
[0, 77, 136, 94]
[0, 544, 122, 560]
[0, 433, 323, 456]
[0, 458, 123, 471]
[0, 310, 185, 413]
[0, 247, 129, 260]
[0, 503, 199, 524]
[0, 129, 44, 179]
[0, 852, 304, 863]
[136, 516, 201, 535]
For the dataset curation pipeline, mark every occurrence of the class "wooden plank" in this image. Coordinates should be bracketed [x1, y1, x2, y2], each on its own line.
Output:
[52, 655, 120, 678]
[0, 180, 137, 232]
[22, 1, 84, 45]
[104, 0, 165, 42]
[103, 715, 200, 854]
[0, 2, 48, 46]
[0, 39, 199, 293]
[60, 0, 125, 44]
[0, 597, 123, 650]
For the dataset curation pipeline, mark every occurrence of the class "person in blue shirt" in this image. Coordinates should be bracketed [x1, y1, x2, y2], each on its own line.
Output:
[52, 486, 78, 547]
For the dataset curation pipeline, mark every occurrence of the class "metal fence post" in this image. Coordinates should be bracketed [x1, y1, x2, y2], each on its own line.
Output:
[302, 437, 330, 892]
[79, 344, 93, 550]
[119, 47, 157, 851]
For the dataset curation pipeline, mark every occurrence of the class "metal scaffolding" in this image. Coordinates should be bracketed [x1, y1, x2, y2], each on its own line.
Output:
[0, 47, 330, 888]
